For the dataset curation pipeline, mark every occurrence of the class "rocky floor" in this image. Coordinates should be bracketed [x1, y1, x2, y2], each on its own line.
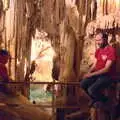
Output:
[0, 92, 52, 120]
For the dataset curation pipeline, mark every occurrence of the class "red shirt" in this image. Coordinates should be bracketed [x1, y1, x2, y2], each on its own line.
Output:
[94, 46, 116, 77]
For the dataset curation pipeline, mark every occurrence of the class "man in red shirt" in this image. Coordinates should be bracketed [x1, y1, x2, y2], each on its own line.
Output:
[80, 32, 116, 107]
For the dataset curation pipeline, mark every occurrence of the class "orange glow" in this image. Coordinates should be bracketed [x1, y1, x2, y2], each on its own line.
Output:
[116, 0, 120, 9]
[30, 29, 55, 84]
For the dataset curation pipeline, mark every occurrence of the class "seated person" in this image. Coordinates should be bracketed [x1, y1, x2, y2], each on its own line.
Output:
[0, 49, 11, 93]
[80, 32, 116, 107]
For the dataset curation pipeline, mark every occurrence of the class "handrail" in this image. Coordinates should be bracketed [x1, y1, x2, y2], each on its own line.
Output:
[0, 103, 84, 109]
[0, 81, 81, 85]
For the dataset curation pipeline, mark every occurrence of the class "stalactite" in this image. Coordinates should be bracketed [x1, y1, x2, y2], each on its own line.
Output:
[105, 0, 108, 14]
[91, 0, 97, 20]
[14, 0, 18, 80]
[0, 0, 3, 18]
[103, 0, 105, 15]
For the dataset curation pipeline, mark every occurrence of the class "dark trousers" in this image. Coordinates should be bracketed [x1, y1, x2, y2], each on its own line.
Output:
[80, 74, 112, 102]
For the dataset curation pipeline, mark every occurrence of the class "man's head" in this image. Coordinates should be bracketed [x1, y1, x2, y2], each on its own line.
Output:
[95, 32, 108, 48]
[0, 49, 10, 64]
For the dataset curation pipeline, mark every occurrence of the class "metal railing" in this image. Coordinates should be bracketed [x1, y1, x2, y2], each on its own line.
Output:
[0, 81, 83, 120]
[0, 80, 119, 120]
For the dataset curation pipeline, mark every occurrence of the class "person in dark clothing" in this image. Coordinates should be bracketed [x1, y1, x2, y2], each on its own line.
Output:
[80, 32, 116, 107]
[0, 49, 11, 93]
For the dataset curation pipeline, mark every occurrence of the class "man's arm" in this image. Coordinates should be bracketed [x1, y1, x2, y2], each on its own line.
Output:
[86, 60, 113, 78]
[87, 58, 97, 73]
[82, 59, 96, 79]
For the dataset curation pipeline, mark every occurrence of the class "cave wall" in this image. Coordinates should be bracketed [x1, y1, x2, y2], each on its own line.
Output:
[0, 0, 119, 80]
[80, 37, 95, 74]
[38, 0, 92, 81]
[0, 0, 92, 82]
[23, 0, 93, 105]
[0, 0, 34, 81]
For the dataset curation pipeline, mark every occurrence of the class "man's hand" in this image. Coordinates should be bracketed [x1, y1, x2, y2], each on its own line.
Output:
[82, 73, 93, 79]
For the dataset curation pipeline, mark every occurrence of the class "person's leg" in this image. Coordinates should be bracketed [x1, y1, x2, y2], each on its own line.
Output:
[88, 74, 112, 103]
[80, 76, 97, 98]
